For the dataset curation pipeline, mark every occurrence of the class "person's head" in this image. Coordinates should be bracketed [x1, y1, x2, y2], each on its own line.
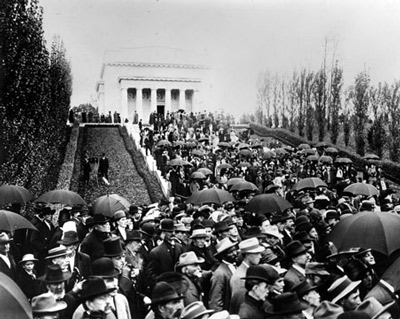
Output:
[214, 237, 238, 264]
[286, 241, 311, 267]
[356, 297, 395, 319]
[160, 219, 175, 241]
[41, 208, 55, 222]
[91, 257, 121, 295]
[239, 237, 265, 266]
[113, 210, 128, 229]
[19, 253, 38, 273]
[177, 252, 204, 279]
[57, 231, 80, 257]
[46, 247, 69, 272]
[292, 280, 321, 308]
[181, 301, 214, 319]
[244, 265, 279, 301]
[151, 282, 185, 319]
[125, 230, 142, 253]
[355, 249, 376, 267]
[329, 276, 362, 311]
[174, 223, 190, 243]
[103, 236, 125, 272]
[266, 292, 309, 319]
[0, 232, 12, 255]
[262, 225, 283, 247]
[31, 292, 67, 319]
[190, 227, 208, 249]
[214, 221, 230, 240]
[41, 265, 71, 300]
[93, 215, 111, 233]
[81, 278, 114, 314]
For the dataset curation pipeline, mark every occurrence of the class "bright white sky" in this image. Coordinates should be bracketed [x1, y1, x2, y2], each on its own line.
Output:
[40, 0, 400, 119]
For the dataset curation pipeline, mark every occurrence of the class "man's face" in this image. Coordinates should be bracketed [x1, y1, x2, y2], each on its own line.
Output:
[96, 222, 111, 233]
[183, 264, 202, 278]
[51, 256, 69, 272]
[361, 251, 376, 266]
[246, 252, 262, 266]
[284, 218, 294, 231]
[112, 254, 125, 272]
[265, 235, 279, 246]
[159, 299, 184, 319]
[127, 240, 142, 253]
[103, 277, 119, 296]
[43, 213, 53, 222]
[163, 231, 174, 241]
[223, 247, 238, 264]
[218, 230, 230, 240]
[193, 237, 207, 249]
[22, 261, 35, 272]
[47, 282, 65, 299]
[271, 277, 285, 294]
[116, 217, 128, 229]
[303, 289, 321, 307]
[260, 220, 271, 233]
[293, 252, 310, 267]
[89, 293, 113, 313]
[174, 231, 188, 243]
[0, 242, 10, 255]
[253, 281, 269, 301]
[341, 289, 361, 311]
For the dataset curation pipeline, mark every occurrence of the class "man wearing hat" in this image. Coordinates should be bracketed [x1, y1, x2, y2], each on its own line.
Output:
[0, 232, 18, 280]
[292, 280, 321, 319]
[356, 297, 395, 319]
[314, 301, 344, 319]
[112, 210, 129, 242]
[284, 240, 311, 291]
[17, 253, 41, 300]
[262, 225, 286, 263]
[209, 237, 239, 311]
[81, 214, 112, 261]
[188, 225, 219, 271]
[175, 252, 205, 304]
[230, 237, 265, 314]
[32, 291, 67, 319]
[271, 211, 295, 247]
[265, 291, 309, 319]
[181, 301, 214, 319]
[147, 219, 185, 288]
[328, 275, 362, 312]
[47, 209, 72, 249]
[151, 281, 185, 319]
[238, 264, 280, 319]
[174, 223, 190, 248]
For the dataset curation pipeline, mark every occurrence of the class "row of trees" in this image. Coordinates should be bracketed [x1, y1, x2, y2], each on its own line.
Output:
[0, 0, 72, 194]
[241, 60, 400, 161]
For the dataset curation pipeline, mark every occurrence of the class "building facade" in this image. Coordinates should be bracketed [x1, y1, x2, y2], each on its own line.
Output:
[96, 47, 210, 123]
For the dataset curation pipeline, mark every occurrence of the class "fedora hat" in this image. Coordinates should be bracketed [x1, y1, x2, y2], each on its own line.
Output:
[182, 301, 214, 319]
[19, 253, 38, 264]
[265, 292, 309, 315]
[293, 231, 313, 243]
[285, 240, 308, 258]
[356, 297, 395, 319]
[126, 230, 142, 242]
[31, 292, 67, 314]
[57, 231, 79, 245]
[151, 281, 184, 305]
[91, 257, 120, 278]
[176, 252, 205, 269]
[175, 223, 190, 232]
[190, 228, 208, 239]
[328, 275, 361, 304]
[306, 262, 330, 276]
[156, 272, 189, 295]
[160, 219, 175, 232]
[92, 214, 110, 225]
[39, 264, 71, 283]
[242, 227, 267, 239]
[213, 221, 230, 234]
[365, 280, 398, 307]
[262, 225, 283, 239]
[354, 247, 372, 258]
[337, 311, 371, 319]
[208, 311, 239, 319]
[79, 277, 115, 301]
[45, 246, 68, 260]
[214, 237, 238, 257]
[103, 236, 124, 257]
[239, 237, 265, 254]
[314, 301, 344, 319]
[242, 264, 279, 285]
[0, 232, 12, 244]
[40, 207, 55, 216]
[140, 222, 155, 236]
[292, 280, 318, 297]
[344, 258, 370, 281]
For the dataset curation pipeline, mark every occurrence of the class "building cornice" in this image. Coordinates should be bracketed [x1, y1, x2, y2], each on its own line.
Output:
[108, 61, 209, 70]
[118, 76, 201, 83]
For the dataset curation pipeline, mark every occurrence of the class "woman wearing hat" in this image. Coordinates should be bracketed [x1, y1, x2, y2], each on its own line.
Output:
[17, 253, 42, 301]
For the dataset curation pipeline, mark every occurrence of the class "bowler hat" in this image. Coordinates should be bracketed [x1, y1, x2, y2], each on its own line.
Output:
[103, 236, 124, 257]
[182, 301, 214, 319]
[176, 251, 205, 269]
[140, 222, 156, 236]
[57, 231, 80, 245]
[19, 253, 38, 264]
[151, 281, 184, 305]
[314, 301, 344, 319]
[239, 237, 265, 254]
[243, 227, 267, 239]
[156, 272, 189, 295]
[40, 207, 55, 216]
[0, 232, 12, 244]
[292, 280, 318, 297]
[92, 214, 110, 225]
[126, 230, 142, 242]
[113, 210, 127, 221]
[160, 219, 175, 232]
[293, 231, 313, 243]
[58, 209, 71, 225]
[129, 205, 141, 215]
[354, 247, 372, 258]
[265, 292, 309, 315]
[356, 297, 395, 319]
[262, 225, 283, 239]
[213, 221, 230, 234]
[328, 275, 361, 304]
[295, 221, 314, 233]
[214, 237, 238, 257]
[91, 257, 120, 278]
[337, 311, 371, 319]
[242, 264, 279, 285]
[80, 277, 115, 301]
[39, 264, 71, 283]
[45, 246, 68, 260]
[285, 240, 308, 258]
[31, 292, 67, 314]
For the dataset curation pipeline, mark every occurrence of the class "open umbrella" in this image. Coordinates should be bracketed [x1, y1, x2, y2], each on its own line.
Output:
[325, 147, 338, 154]
[218, 163, 233, 170]
[343, 183, 379, 197]
[190, 171, 206, 180]
[0, 185, 33, 206]
[226, 177, 245, 188]
[229, 180, 259, 192]
[168, 159, 193, 167]
[35, 190, 86, 206]
[274, 148, 288, 155]
[0, 210, 37, 232]
[237, 162, 251, 168]
[197, 168, 213, 176]
[335, 157, 353, 165]
[186, 188, 235, 205]
[0, 272, 32, 319]
[246, 194, 292, 215]
[364, 153, 380, 161]
[306, 155, 319, 162]
[217, 141, 230, 148]
[238, 149, 252, 157]
[304, 148, 316, 155]
[292, 177, 327, 191]
[92, 194, 130, 217]
[263, 151, 276, 160]
[319, 155, 333, 164]
[328, 211, 400, 256]
[298, 143, 311, 150]
[156, 140, 172, 147]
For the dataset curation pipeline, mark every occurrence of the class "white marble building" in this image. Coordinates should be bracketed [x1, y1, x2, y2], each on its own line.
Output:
[95, 47, 210, 123]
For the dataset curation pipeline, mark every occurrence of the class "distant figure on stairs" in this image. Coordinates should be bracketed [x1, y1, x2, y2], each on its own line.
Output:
[99, 153, 109, 180]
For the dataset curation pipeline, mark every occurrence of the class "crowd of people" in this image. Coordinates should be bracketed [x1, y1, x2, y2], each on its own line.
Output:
[2, 110, 400, 319]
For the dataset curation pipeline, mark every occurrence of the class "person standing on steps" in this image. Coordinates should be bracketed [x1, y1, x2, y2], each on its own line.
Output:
[83, 155, 91, 186]
[99, 152, 109, 181]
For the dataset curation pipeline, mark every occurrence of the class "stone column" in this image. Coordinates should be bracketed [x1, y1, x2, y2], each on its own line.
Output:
[192, 90, 199, 113]
[136, 87, 143, 121]
[165, 89, 172, 114]
[121, 87, 128, 123]
[151, 88, 157, 113]
[179, 89, 186, 112]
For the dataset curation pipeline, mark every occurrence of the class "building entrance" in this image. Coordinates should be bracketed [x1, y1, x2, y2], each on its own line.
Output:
[157, 105, 165, 118]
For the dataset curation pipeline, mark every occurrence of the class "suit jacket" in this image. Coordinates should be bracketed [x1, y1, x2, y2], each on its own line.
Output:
[17, 269, 41, 300]
[209, 262, 234, 311]
[80, 230, 110, 261]
[229, 262, 248, 314]
[238, 293, 265, 319]
[65, 251, 92, 292]
[0, 254, 18, 281]
[284, 265, 306, 291]
[182, 273, 202, 306]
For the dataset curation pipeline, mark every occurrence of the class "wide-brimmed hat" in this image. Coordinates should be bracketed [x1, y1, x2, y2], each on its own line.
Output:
[175, 223, 190, 232]
[79, 277, 115, 301]
[45, 246, 68, 260]
[285, 240, 308, 258]
[262, 225, 283, 239]
[0, 232, 12, 244]
[242, 227, 267, 239]
[292, 280, 318, 297]
[328, 275, 361, 304]
[151, 281, 184, 305]
[214, 237, 238, 257]
[19, 253, 38, 264]
[337, 311, 371, 319]
[92, 214, 110, 225]
[91, 257, 120, 278]
[242, 264, 279, 285]
[182, 301, 214, 319]
[57, 231, 80, 246]
[126, 230, 142, 242]
[314, 301, 344, 319]
[356, 297, 395, 319]
[103, 236, 124, 257]
[239, 237, 265, 254]
[31, 292, 67, 314]
[213, 221, 230, 234]
[208, 310, 239, 319]
[160, 219, 175, 232]
[265, 292, 309, 315]
[354, 247, 372, 258]
[39, 264, 71, 283]
[306, 262, 330, 276]
[190, 228, 208, 239]
[176, 252, 205, 269]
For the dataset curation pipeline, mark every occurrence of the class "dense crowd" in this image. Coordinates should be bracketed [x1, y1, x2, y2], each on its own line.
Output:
[1, 111, 399, 319]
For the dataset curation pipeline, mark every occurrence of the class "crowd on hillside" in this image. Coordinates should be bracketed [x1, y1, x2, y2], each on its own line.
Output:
[2, 110, 400, 319]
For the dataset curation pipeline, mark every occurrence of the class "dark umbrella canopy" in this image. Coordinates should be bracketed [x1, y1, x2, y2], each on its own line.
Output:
[246, 194, 292, 215]
[328, 211, 400, 256]
[156, 140, 172, 147]
[343, 183, 379, 197]
[298, 143, 311, 150]
[0, 272, 32, 319]
[0, 210, 37, 232]
[197, 168, 213, 176]
[218, 163, 233, 170]
[226, 177, 245, 188]
[263, 151, 276, 160]
[0, 185, 33, 205]
[229, 180, 259, 193]
[168, 159, 193, 167]
[93, 194, 130, 217]
[319, 155, 333, 164]
[335, 157, 353, 164]
[35, 190, 86, 206]
[186, 188, 235, 205]
[190, 171, 206, 180]
[292, 177, 327, 191]
[364, 153, 380, 161]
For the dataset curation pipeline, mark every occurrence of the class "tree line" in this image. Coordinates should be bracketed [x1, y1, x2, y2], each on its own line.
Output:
[0, 0, 72, 194]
